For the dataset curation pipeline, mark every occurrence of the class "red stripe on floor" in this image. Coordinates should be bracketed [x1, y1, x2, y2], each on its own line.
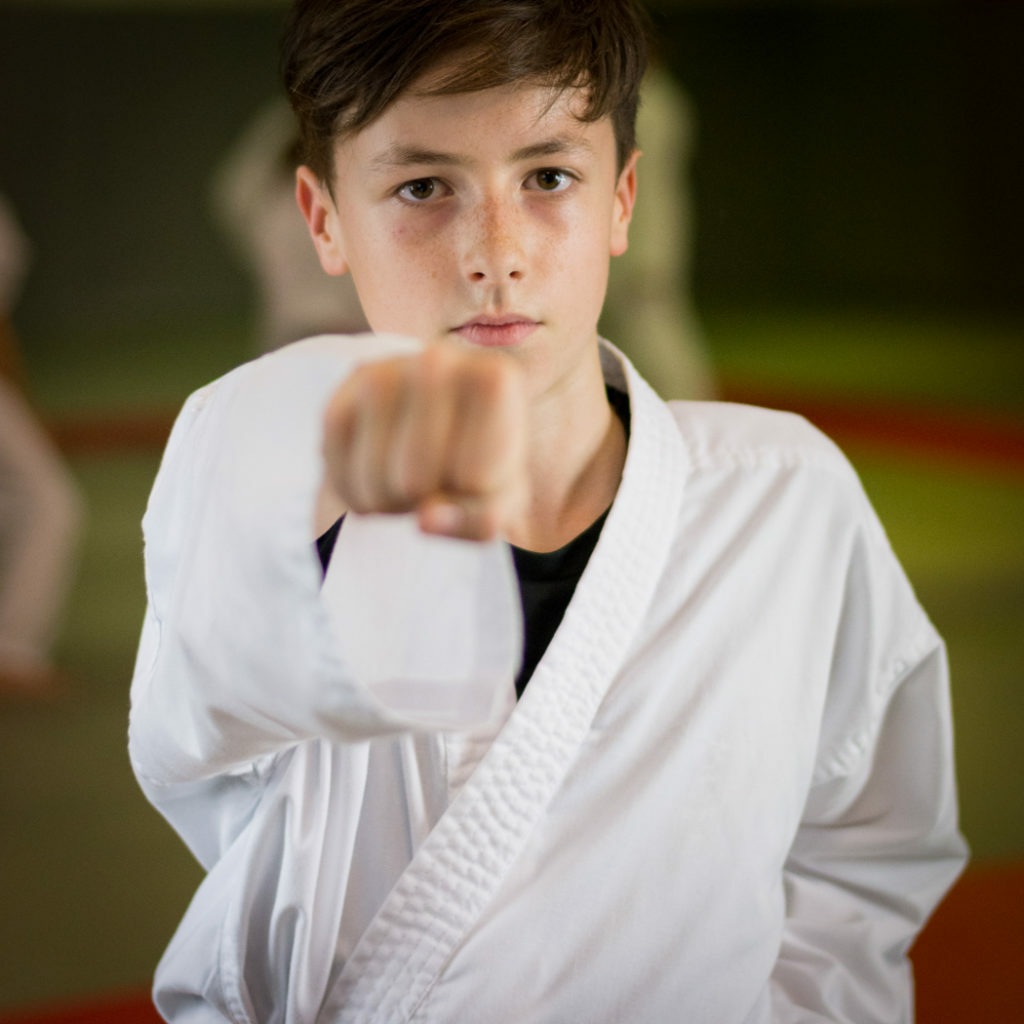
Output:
[0, 990, 159, 1024]
[721, 385, 1024, 474]
[49, 411, 178, 456]
[47, 392, 1024, 476]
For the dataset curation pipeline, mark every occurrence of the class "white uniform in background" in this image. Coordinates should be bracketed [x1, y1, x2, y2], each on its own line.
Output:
[602, 67, 717, 400]
[0, 194, 81, 683]
[211, 99, 368, 354]
[130, 335, 966, 1023]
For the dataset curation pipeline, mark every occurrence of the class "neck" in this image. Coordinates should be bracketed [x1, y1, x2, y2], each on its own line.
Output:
[505, 348, 626, 552]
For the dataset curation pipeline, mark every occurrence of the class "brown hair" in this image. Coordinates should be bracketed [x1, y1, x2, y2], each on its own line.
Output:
[281, 0, 649, 183]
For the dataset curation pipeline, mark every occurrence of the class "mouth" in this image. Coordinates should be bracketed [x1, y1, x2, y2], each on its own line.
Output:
[452, 315, 539, 348]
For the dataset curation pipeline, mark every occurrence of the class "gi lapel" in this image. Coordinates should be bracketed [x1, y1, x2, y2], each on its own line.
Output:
[319, 343, 688, 1023]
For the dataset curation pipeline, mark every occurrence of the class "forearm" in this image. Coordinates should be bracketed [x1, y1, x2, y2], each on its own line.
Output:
[128, 334, 520, 789]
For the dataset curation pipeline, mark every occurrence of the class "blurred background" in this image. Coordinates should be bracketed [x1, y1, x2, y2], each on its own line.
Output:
[0, 0, 1020, 1021]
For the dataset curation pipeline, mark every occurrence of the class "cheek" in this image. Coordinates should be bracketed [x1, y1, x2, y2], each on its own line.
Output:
[558, 193, 615, 254]
[386, 216, 453, 280]
[350, 226, 447, 332]
[560, 210, 614, 320]
[390, 203, 452, 244]
[389, 220, 416, 248]
[525, 204, 597, 283]
[558, 209, 613, 280]
[359, 215, 427, 274]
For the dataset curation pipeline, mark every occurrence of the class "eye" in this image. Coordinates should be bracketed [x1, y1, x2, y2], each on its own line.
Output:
[397, 178, 440, 202]
[528, 168, 573, 193]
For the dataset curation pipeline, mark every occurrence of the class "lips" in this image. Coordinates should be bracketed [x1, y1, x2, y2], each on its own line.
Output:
[453, 315, 539, 348]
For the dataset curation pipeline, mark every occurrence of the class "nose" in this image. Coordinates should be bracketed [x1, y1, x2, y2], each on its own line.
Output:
[462, 194, 525, 284]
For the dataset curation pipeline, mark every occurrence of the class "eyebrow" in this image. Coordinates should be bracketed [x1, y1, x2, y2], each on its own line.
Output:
[370, 146, 460, 171]
[369, 135, 593, 172]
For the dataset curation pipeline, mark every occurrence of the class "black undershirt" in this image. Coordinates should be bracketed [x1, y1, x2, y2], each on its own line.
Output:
[317, 386, 630, 698]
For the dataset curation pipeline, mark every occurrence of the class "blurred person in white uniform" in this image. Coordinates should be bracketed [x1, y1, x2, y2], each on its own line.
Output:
[211, 97, 369, 354]
[0, 194, 82, 697]
[601, 63, 717, 400]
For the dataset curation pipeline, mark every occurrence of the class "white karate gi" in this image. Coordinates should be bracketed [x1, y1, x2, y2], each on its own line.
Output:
[130, 334, 966, 1024]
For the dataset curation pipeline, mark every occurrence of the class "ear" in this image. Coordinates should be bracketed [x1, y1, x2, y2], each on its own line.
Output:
[295, 165, 349, 276]
[609, 149, 640, 258]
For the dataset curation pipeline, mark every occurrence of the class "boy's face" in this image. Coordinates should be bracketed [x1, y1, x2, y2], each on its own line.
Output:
[298, 76, 638, 400]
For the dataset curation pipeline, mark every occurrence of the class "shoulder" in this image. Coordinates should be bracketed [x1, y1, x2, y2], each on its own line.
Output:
[659, 398, 892, 563]
[662, 400, 942, 768]
[667, 400, 856, 481]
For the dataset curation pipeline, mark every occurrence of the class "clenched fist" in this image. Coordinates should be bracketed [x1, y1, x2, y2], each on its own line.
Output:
[322, 345, 527, 541]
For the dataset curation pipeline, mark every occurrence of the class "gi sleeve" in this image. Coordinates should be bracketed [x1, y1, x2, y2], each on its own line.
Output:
[768, 481, 968, 1023]
[128, 334, 521, 793]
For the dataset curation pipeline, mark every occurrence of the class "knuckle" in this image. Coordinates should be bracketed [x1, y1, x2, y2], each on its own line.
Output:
[399, 456, 433, 501]
[416, 343, 453, 384]
[323, 381, 357, 441]
[357, 361, 392, 402]
[465, 355, 508, 399]
[390, 455, 424, 506]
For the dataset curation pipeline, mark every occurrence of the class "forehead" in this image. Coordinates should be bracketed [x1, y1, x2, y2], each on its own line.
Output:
[335, 80, 612, 171]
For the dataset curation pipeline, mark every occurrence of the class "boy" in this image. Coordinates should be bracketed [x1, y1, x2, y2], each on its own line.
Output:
[129, 1, 967, 1021]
